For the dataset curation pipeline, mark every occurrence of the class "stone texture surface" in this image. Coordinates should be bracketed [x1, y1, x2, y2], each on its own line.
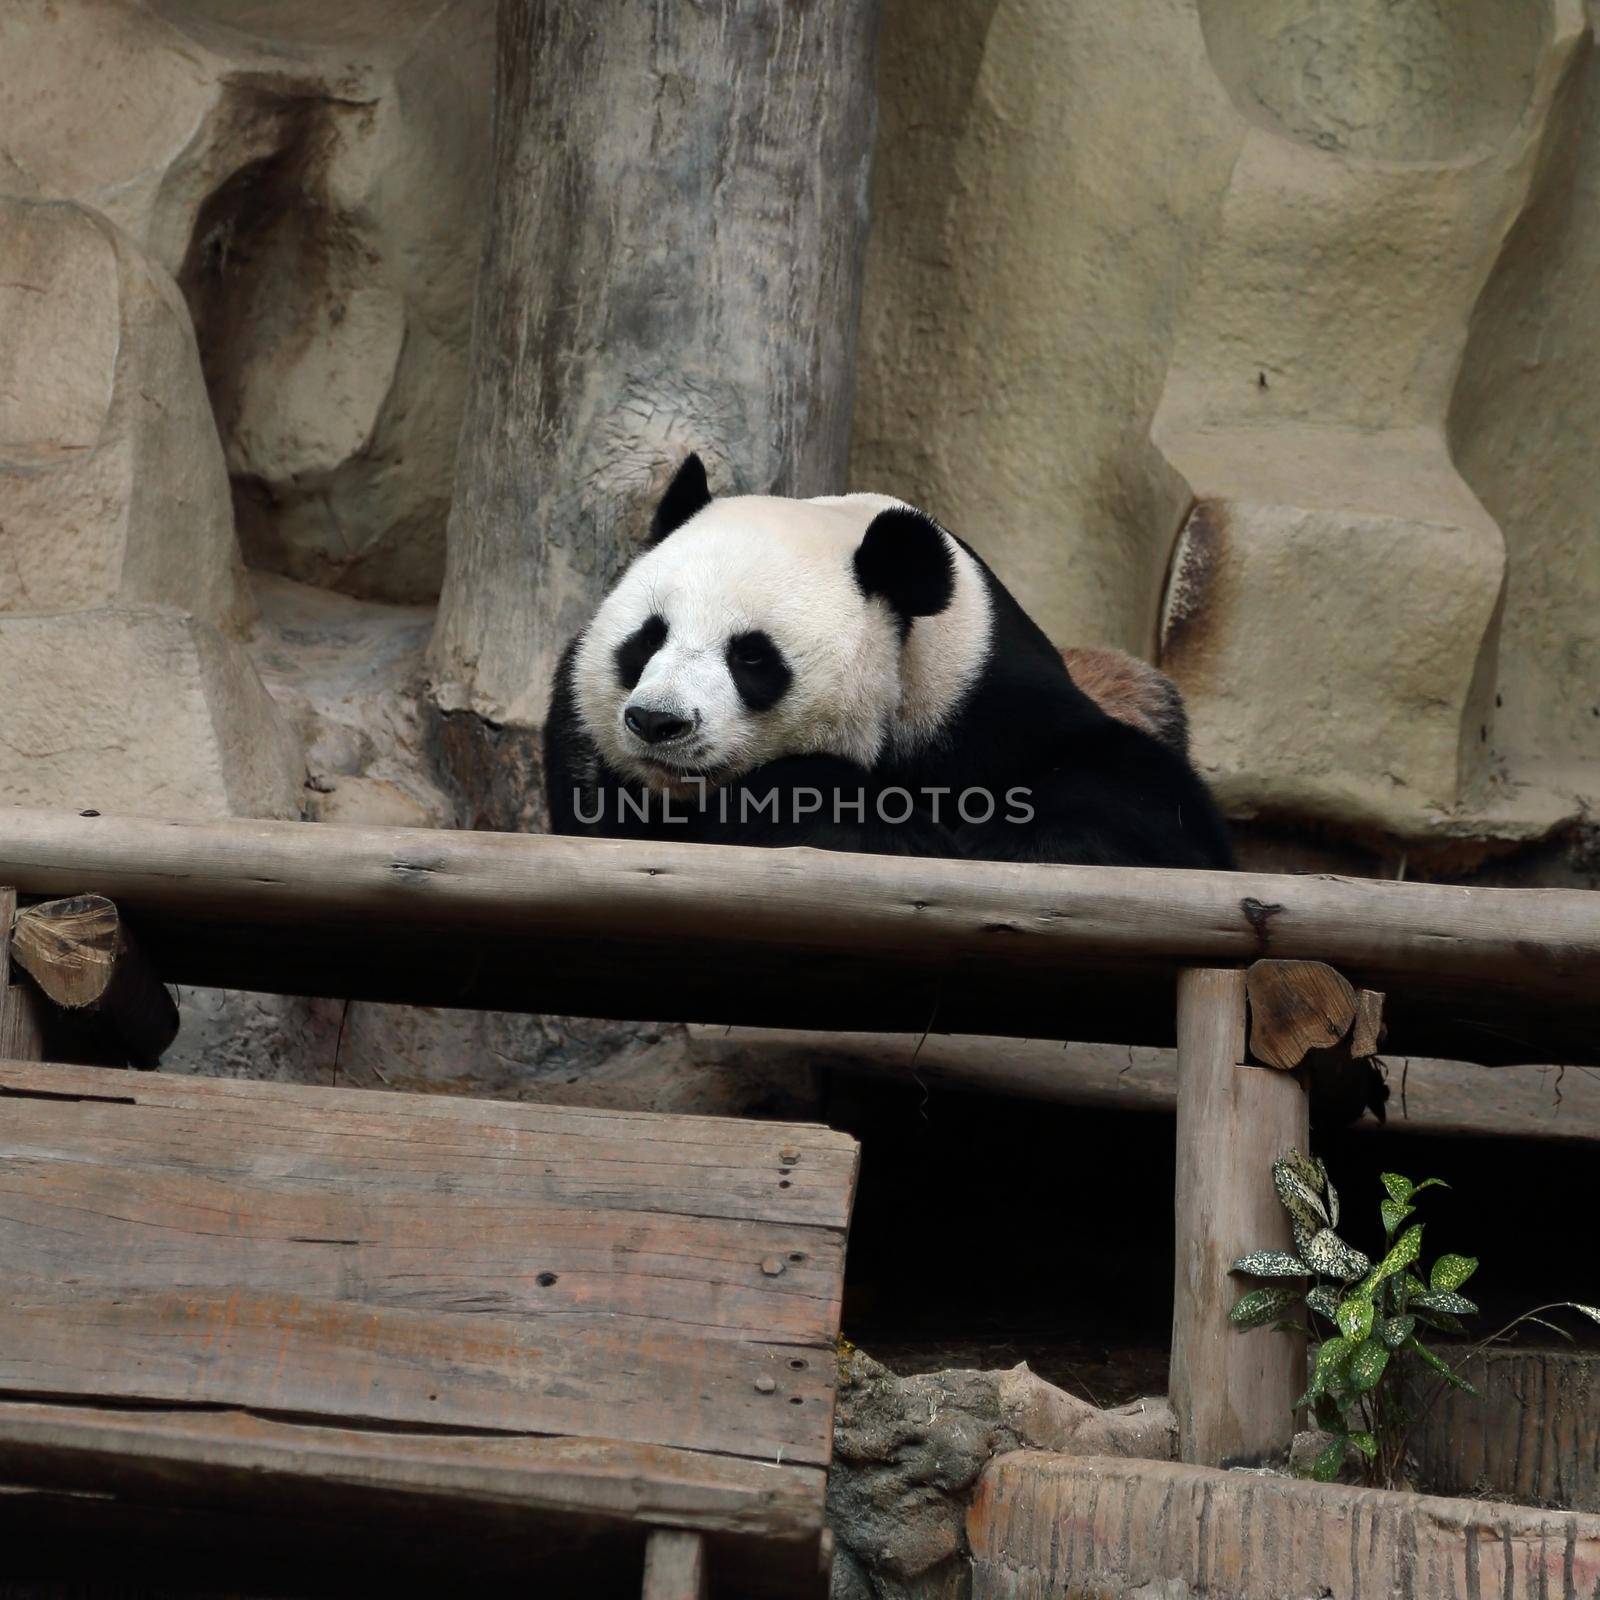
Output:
[855, 0, 1598, 847]
[852, 0, 1240, 664]
[967, 1453, 1600, 1599]
[828, 1350, 1170, 1600]
[0, 196, 248, 629]
[1151, 2, 1586, 841]
[0, 608, 302, 820]
[0, 0, 493, 603]
[1412, 1348, 1600, 1514]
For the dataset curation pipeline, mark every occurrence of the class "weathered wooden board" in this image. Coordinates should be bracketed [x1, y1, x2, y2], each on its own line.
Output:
[0, 1285, 831, 1466]
[0, 1058, 855, 1230]
[0, 1059, 856, 1595]
[0, 1401, 824, 1540]
[0, 1156, 844, 1344]
[1, 808, 1597, 1064]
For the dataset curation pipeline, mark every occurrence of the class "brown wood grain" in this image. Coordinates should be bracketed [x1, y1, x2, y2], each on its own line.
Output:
[0, 1401, 824, 1541]
[11, 893, 177, 1067]
[0, 1059, 857, 1231]
[0, 1404, 826, 1597]
[1170, 968, 1309, 1469]
[0, 1281, 832, 1468]
[0, 809, 1595, 1064]
[0, 1058, 853, 1594]
[1246, 959, 1357, 1071]
[643, 1528, 709, 1600]
[0, 1150, 846, 1345]
[0, 888, 45, 1064]
[1350, 988, 1385, 1058]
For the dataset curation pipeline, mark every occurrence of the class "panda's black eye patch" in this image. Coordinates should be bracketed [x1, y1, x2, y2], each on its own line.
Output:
[614, 614, 668, 691]
[727, 630, 792, 711]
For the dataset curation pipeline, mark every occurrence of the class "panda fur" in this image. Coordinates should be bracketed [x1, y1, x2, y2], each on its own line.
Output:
[545, 455, 1233, 869]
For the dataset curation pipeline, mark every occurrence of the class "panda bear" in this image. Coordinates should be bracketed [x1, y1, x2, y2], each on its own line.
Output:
[545, 454, 1233, 869]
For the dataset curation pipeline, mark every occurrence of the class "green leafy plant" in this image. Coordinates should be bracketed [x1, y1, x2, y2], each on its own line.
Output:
[1229, 1150, 1600, 1490]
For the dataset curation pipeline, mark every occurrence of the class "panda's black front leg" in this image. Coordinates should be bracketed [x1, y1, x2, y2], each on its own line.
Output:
[702, 755, 880, 851]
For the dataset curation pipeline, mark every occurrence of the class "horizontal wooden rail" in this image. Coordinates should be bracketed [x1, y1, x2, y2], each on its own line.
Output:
[1, 808, 1596, 1066]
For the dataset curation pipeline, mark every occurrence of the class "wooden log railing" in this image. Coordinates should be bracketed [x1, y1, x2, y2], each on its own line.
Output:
[3, 805, 1598, 1474]
[1, 808, 1595, 1066]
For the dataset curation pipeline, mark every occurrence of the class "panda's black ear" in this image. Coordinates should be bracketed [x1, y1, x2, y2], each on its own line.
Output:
[648, 453, 713, 544]
[854, 507, 956, 626]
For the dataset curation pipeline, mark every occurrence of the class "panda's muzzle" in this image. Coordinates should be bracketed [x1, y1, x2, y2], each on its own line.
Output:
[624, 704, 696, 747]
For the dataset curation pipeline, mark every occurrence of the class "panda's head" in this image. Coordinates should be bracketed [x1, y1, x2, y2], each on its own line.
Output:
[570, 455, 993, 793]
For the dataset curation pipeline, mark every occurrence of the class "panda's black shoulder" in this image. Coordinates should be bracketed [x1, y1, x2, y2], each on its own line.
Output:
[1004, 717, 1235, 869]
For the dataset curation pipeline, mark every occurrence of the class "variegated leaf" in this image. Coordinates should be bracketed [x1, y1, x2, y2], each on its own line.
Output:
[1430, 1254, 1478, 1292]
[1347, 1431, 1377, 1460]
[1231, 1286, 1301, 1329]
[1411, 1178, 1449, 1196]
[1347, 1339, 1389, 1392]
[1305, 1228, 1371, 1282]
[1313, 1156, 1340, 1227]
[1305, 1285, 1342, 1321]
[1309, 1335, 1353, 1396]
[1379, 1314, 1415, 1349]
[1337, 1296, 1375, 1343]
[1274, 1160, 1329, 1232]
[1412, 1307, 1467, 1336]
[1368, 1223, 1422, 1288]
[1311, 1435, 1346, 1482]
[1412, 1289, 1478, 1317]
[1380, 1172, 1414, 1205]
[1379, 1199, 1414, 1237]
[1232, 1250, 1310, 1279]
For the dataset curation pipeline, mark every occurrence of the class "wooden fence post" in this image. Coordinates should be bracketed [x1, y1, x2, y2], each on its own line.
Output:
[0, 888, 46, 1062]
[642, 1529, 707, 1600]
[1170, 967, 1308, 1466]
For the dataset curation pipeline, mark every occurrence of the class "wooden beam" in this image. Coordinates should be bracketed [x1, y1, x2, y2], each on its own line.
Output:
[642, 1529, 708, 1600]
[1350, 988, 1385, 1059]
[0, 808, 1595, 1065]
[1170, 968, 1308, 1468]
[693, 1027, 1600, 1142]
[10, 894, 177, 1068]
[0, 887, 45, 1063]
[0, 1402, 823, 1547]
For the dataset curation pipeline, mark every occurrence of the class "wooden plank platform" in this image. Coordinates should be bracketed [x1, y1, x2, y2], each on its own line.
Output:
[0, 1058, 857, 1597]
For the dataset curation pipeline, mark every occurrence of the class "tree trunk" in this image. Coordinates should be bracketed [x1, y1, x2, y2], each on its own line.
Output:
[429, 0, 884, 830]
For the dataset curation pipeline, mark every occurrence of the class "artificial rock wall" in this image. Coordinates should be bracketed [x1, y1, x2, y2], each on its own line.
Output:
[2, 0, 1598, 1090]
[855, 0, 1600, 861]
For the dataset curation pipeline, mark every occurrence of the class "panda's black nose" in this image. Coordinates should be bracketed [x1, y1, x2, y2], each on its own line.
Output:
[625, 705, 692, 745]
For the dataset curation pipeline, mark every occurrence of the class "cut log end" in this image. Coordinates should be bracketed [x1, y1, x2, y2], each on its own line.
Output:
[10, 894, 178, 1070]
[1246, 959, 1357, 1072]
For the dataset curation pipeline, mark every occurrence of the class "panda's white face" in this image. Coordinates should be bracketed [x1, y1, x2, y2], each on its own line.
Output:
[570, 488, 993, 793]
